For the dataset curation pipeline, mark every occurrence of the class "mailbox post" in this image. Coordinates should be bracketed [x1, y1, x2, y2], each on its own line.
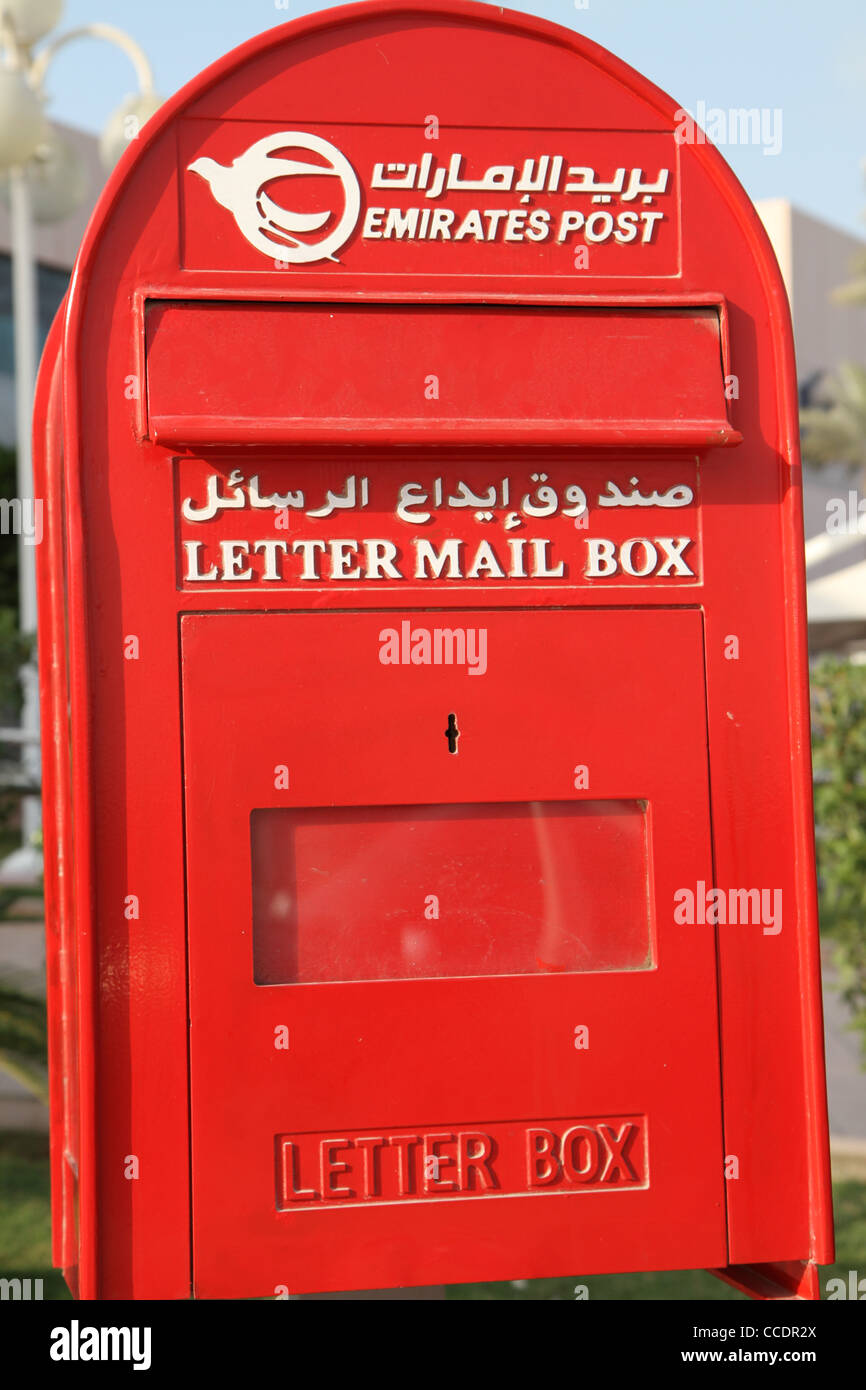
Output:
[35, 0, 833, 1300]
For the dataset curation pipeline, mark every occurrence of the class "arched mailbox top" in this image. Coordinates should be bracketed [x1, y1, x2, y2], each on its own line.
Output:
[61, 0, 793, 443]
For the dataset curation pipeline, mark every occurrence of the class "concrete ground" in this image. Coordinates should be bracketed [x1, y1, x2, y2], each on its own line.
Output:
[820, 958, 865, 1140]
[0, 917, 47, 1131]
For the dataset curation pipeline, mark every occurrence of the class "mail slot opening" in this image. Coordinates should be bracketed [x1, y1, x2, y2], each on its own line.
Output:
[146, 300, 740, 447]
[251, 799, 651, 984]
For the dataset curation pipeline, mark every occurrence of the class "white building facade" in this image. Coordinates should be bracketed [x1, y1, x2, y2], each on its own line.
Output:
[758, 199, 866, 657]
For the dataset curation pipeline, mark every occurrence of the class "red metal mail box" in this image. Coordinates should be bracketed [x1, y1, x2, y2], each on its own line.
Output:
[34, 0, 832, 1300]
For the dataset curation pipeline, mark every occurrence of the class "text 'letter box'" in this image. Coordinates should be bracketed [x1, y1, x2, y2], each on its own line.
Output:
[35, 0, 832, 1300]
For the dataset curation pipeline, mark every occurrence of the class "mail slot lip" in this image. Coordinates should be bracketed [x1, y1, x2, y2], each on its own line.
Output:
[144, 298, 741, 448]
[153, 414, 740, 448]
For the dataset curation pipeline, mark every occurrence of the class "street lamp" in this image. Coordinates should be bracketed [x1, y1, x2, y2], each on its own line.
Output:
[0, 1, 160, 883]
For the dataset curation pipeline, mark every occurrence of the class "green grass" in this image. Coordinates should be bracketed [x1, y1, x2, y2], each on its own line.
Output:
[1, 1131, 863, 1301]
[0, 1131, 70, 1299]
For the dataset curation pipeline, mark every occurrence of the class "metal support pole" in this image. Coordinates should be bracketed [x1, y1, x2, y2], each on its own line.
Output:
[8, 162, 42, 865]
[0, 10, 158, 885]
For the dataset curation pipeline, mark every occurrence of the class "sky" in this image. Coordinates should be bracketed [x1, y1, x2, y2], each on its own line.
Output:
[39, 0, 866, 240]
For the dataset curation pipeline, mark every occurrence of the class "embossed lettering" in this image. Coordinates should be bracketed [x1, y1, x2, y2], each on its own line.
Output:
[276, 1116, 645, 1208]
[527, 1127, 560, 1185]
[457, 1131, 497, 1191]
[599, 1122, 640, 1182]
[320, 1139, 354, 1199]
[561, 1125, 602, 1182]
[278, 1139, 318, 1202]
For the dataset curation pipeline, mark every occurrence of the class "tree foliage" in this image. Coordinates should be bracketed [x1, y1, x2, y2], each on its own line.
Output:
[812, 658, 866, 1062]
[800, 361, 866, 472]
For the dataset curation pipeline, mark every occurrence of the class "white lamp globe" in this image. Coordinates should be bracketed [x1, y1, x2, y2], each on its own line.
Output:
[1, 0, 65, 47]
[0, 68, 48, 167]
[7, 126, 88, 222]
[99, 90, 163, 170]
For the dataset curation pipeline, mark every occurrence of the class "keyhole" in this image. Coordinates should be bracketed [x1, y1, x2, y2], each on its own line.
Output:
[444, 712, 460, 754]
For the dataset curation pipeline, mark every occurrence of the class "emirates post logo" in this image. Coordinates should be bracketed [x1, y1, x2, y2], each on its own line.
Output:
[187, 129, 676, 268]
[188, 131, 361, 264]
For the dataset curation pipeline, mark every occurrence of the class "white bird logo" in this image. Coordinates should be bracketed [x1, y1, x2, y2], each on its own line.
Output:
[188, 131, 361, 265]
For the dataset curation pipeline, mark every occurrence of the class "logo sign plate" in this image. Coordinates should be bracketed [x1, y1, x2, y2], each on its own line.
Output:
[180, 121, 680, 275]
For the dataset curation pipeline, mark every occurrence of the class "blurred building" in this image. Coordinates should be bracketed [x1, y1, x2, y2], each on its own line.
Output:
[758, 199, 866, 658]
[0, 123, 104, 446]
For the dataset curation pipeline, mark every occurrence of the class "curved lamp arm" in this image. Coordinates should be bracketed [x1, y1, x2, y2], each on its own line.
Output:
[30, 22, 155, 94]
[0, 10, 28, 69]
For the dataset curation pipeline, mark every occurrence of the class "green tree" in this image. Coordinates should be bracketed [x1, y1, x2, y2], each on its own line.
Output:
[799, 172, 866, 479]
[798, 191, 866, 1066]
[812, 659, 866, 1062]
[800, 361, 866, 477]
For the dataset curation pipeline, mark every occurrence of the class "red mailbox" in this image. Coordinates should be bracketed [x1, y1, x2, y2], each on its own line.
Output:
[35, 0, 833, 1300]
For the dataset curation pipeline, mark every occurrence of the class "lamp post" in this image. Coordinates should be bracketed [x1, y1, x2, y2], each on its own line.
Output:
[0, 0, 160, 882]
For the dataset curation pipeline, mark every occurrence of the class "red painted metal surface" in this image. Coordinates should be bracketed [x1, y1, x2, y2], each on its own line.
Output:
[34, 0, 833, 1299]
[32, 302, 77, 1286]
[183, 608, 724, 1294]
[146, 301, 740, 445]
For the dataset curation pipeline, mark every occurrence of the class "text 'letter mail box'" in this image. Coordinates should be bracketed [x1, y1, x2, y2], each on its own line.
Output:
[35, 0, 832, 1300]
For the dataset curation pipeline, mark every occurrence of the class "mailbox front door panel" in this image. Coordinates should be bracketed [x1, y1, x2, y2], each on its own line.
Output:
[182, 608, 726, 1296]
